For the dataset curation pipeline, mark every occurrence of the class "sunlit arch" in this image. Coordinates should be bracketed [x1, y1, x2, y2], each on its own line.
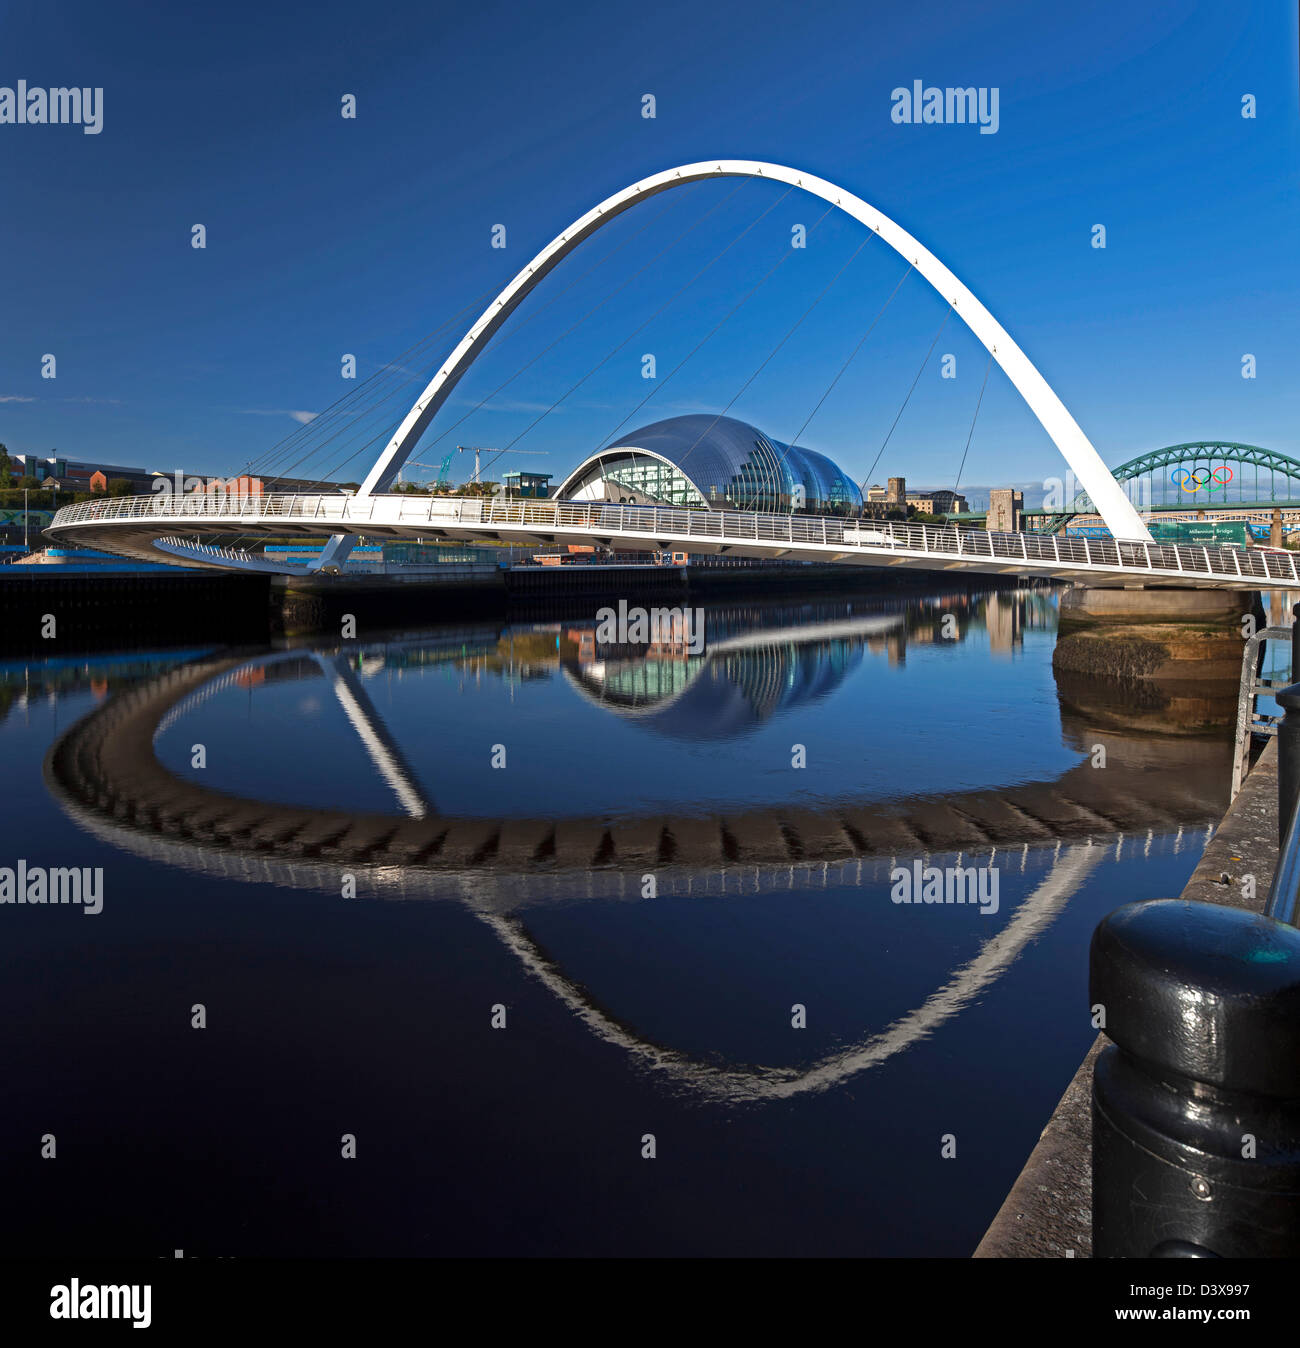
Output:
[352, 160, 1152, 543]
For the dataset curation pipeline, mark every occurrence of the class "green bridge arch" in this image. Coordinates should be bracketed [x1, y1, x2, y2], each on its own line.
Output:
[1069, 442, 1300, 513]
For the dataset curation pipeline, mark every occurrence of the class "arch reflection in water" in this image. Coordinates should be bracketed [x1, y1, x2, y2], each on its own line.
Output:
[41, 592, 1226, 1107]
[44, 650, 1118, 1104]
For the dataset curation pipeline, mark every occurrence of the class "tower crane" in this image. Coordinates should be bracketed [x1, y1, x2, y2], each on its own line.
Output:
[397, 457, 454, 488]
[455, 446, 549, 485]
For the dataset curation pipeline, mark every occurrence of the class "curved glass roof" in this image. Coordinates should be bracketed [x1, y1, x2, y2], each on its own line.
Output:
[555, 415, 864, 516]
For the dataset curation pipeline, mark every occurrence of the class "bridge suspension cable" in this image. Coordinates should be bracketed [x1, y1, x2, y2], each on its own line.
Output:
[586, 189, 824, 462]
[598, 202, 875, 507]
[783, 262, 913, 453]
[859, 303, 953, 497]
[954, 348, 995, 493]
[242, 191, 699, 490]
[656, 223, 871, 511]
[241, 286, 501, 486]
[420, 183, 739, 457]
[471, 183, 799, 485]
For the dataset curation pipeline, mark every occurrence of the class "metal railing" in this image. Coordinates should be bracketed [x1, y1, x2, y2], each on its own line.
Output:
[157, 537, 269, 565]
[1269, 629, 1300, 926]
[48, 491, 1300, 585]
[1227, 601, 1300, 922]
[1230, 623, 1296, 799]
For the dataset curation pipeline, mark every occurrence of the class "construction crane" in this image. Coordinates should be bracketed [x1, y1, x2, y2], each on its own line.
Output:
[397, 458, 449, 488]
[455, 446, 549, 485]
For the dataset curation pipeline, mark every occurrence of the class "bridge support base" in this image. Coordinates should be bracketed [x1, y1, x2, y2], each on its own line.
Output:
[1052, 586, 1262, 734]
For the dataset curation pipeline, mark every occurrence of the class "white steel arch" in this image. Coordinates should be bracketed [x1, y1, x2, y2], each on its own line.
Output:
[350, 160, 1150, 540]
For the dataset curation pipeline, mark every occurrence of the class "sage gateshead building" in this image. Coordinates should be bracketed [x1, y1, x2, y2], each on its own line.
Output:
[552, 414, 864, 516]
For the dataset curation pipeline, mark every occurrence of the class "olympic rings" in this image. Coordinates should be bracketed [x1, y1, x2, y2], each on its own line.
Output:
[1171, 465, 1234, 492]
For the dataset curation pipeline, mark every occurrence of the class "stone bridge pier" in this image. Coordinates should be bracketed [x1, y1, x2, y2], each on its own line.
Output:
[1053, 586, 1263, 731]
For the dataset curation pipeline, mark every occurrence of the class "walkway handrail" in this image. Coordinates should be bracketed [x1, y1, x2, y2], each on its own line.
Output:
[1270, 613, 1300, 926]
[1230, 623, 1292, 799]
[47, 492, 1300, 586]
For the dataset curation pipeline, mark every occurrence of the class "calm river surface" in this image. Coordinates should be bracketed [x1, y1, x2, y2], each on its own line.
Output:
[0, 583, 1235, 1256]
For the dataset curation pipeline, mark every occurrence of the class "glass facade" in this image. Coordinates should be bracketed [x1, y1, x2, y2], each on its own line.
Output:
[555, 415, 863, 516]
[594, 455, 708, 508]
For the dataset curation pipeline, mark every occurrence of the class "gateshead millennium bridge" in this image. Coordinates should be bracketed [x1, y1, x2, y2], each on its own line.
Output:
[45, 159, 1300, 589]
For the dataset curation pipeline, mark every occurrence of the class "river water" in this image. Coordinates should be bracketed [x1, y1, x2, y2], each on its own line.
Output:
[0, 582, 1237, 1256]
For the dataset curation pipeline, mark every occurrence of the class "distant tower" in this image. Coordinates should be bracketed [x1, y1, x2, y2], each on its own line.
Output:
[988, 488, 1024, 533]
[887, 476, 906, 507]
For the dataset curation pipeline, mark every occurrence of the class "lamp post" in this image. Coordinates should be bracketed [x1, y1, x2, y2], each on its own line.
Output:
[23, 486, 28, 550]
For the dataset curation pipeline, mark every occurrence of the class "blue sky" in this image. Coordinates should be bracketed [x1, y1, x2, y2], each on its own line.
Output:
[1, 0, 1296, 496]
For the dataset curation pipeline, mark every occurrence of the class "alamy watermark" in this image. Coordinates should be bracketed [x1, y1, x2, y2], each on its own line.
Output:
[891, 81, 999, 134]
[594, 600, 705, 655]
[890, 860, 999, 915]
[0, 81, 103, 134]
[1042, 470, 1152, 514]
[50, 1280, 150, 1327]
[1, 861, 103, 914]
[151, 471, 263, 501]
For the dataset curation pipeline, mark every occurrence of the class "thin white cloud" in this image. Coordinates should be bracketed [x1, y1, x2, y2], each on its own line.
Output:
[239, 409, 319, 424]
[0, 394, 36, 403]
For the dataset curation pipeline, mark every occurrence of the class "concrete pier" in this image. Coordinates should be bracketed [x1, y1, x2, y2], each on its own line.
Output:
[1054, 585, 1258, 683]
[973, 739, 1279, 1258]
[1051, 585, 1262, 732]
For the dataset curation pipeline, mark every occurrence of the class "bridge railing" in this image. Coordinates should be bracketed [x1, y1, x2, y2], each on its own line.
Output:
[47, 492, 1300, 584]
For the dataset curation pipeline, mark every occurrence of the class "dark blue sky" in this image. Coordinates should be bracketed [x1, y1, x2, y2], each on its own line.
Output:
[1, 0, 1296, 493]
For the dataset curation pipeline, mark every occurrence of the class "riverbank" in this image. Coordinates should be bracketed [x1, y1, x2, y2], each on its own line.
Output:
[0, 567, 270, 654]
[272, 560, 1025, 633]
[972, 738, 1279, 1258]
[0, 560, 1047, 649]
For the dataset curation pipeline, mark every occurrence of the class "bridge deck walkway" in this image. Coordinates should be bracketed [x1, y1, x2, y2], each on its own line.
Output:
[48, 493, 1300, 590]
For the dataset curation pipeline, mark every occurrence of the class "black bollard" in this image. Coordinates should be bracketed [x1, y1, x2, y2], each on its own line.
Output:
[1090, 899, 1300, 1258]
